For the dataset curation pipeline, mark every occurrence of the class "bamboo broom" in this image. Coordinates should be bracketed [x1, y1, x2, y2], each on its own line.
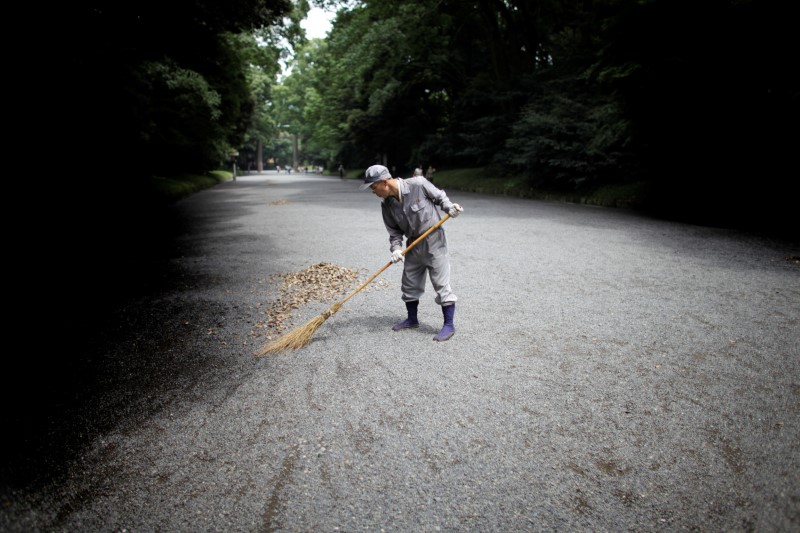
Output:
[255, 214, 451, 355]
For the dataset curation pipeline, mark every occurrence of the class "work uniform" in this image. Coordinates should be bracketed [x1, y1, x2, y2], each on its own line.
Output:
[380, 177, 458, 306]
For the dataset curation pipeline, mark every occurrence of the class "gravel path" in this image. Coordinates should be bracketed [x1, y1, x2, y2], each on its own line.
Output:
[3, 173, 799, 531]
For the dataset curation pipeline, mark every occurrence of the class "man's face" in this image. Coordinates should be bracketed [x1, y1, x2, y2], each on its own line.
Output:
[370, 179, 391, 198]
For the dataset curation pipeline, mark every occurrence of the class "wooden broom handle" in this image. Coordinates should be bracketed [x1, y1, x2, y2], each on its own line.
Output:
[401, 212, 451, 256]
[339, 214, 451, 305]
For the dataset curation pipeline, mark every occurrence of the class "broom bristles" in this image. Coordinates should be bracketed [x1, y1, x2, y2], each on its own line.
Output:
[255, 302, 342, 356]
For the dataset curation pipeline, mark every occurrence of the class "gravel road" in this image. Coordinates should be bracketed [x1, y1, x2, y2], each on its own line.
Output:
[3, 172, 799, 531]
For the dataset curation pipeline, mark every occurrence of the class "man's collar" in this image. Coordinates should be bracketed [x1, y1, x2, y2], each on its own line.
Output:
[393, 178, 406, 203]
[396, 178, 410, 194]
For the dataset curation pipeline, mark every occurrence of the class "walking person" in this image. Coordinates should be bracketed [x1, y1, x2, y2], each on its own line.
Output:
[361, 164, 464, 341]
[425, 165, 436, 183]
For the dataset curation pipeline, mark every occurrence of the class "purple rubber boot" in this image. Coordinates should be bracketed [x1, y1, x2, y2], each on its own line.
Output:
[433, 304, 456, 341]
[392, 300, 419, 331]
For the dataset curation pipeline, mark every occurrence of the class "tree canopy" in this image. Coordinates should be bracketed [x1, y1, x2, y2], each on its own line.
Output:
[33, 0, 797, 232]
[43, 0, 294, 179]
[268, 0, 795, 230]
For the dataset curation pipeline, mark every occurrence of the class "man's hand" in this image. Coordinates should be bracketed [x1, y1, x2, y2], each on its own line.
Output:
[448, 203, 464, 218]
[391, 249, 404, 263]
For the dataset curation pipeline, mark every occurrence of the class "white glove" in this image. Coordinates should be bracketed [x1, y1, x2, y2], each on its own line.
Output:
[391, 249, 404, 263]
[448, 203, 464, 218]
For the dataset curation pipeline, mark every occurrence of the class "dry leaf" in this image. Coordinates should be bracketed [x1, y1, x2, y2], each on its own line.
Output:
[252, 262, 361, 338]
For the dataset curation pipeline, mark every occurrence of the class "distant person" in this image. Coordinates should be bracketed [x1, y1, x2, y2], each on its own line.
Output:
[360, 164, 464, 341]
[338, 164, 345, 179]
[425, 165, 436, 183]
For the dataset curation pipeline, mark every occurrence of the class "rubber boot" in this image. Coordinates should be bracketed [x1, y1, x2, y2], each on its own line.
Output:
[433, 304, 456, 341]
[392, 300, 419, 331]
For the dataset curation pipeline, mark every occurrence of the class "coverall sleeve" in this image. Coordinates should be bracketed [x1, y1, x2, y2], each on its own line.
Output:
[421, 180, 455, 213]
[382, 206, 405, 253]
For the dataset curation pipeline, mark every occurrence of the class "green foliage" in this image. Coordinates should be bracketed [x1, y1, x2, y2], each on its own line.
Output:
[500, 85, 633, 191]
[584, 181, 649, 209]
[42, 0, 795, 237]
[275, 0, 641, 177]
[433, 168, 530, 197]
[581, 0, 798, 227]
[48, 0, 293, 182]
[431, 167, 648, 208]
[293, 0, 480, 170]
[129, 59, 225, 173]
[234, 30, 286, 167]
[149, 172, 231, 204]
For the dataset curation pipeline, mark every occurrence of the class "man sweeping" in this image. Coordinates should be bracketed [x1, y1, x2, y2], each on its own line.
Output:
[361, 164, 464, 341]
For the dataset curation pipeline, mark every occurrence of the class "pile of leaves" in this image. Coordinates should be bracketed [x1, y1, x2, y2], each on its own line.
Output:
[253, 262, 361, 340]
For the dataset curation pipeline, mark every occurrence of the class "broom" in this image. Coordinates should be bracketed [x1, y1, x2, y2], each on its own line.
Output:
[255, 214, 451, 355]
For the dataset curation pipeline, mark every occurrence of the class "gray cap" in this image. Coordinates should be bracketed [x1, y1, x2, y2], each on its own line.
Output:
[360, 165, 392, 189]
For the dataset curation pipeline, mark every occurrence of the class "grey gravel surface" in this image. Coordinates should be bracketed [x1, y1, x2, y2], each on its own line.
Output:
[2, 172, 799, 532]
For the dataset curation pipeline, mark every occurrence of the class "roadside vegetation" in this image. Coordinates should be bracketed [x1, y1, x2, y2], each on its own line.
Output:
[153, 168, 649, 211]
[431, 169, 649, 210]
[154, 166, 787, 239]
[148, 172, 232, 204]
[151, 168, 651, 238]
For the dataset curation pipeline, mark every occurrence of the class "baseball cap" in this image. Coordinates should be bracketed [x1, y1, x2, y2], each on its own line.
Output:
[360, 165, 392, 189]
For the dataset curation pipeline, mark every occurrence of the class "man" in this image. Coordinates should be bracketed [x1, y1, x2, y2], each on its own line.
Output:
[361, 164, 464, 341]
[425, 165, 436, 183]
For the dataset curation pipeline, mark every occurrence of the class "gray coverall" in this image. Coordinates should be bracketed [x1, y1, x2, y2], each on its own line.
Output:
[381, 177, 458, 306]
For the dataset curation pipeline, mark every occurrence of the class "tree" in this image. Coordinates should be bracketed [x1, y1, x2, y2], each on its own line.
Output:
[44, 0, 293, 182]
[275, 0, 796, 234]
[587, 0, 798, 227]
[35, 0, 296, 316]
